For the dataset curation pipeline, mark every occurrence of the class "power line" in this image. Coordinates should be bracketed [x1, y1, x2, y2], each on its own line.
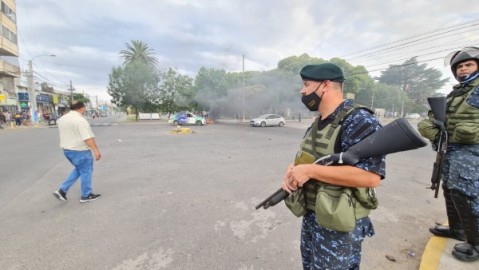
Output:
[340, 19, 479, 58]
[356, 38, 479, 67]
[346, 25, 479, 61]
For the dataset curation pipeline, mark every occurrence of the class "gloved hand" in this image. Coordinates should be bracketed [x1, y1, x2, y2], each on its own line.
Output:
[417, 119, 439, 142]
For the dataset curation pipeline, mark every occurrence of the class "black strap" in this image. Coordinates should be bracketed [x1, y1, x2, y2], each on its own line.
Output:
[310, 116, 320, 153]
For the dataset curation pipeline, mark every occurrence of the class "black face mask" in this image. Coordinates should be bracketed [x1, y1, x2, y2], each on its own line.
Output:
[301, 82, 323, 111]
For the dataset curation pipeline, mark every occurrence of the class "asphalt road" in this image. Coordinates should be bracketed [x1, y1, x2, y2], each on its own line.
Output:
[0, 116, 444, 269]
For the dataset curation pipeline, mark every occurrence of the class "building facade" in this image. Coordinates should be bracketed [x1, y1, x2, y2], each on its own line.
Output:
[0, 0, 20, 114]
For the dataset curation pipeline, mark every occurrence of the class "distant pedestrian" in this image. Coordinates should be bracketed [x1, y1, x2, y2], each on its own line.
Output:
[5, 111, 11, 126]
[14, 111, 22, 126]
[0, 111, 4, 129]
[53, 101, 102, 203]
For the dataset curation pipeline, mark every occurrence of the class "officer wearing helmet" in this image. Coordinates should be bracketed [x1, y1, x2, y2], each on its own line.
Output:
[418, 47, 479, 262]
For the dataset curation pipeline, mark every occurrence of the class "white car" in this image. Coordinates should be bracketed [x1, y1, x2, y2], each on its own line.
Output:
[250, 114, 286, 127]
[168, 112, 206, 125]
[406, 113, 421, 119]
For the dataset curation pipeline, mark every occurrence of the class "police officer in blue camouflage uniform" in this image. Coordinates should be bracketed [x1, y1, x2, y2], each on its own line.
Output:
[282, 63, 386, 269]
[418, 47, 479, 262]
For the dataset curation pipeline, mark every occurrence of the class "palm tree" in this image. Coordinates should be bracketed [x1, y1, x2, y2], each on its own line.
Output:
[120, 40, 159, 67]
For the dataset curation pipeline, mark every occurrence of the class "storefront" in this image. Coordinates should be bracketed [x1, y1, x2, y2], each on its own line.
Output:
[0, 93, 18, 113]
[37, 94, 53, 112]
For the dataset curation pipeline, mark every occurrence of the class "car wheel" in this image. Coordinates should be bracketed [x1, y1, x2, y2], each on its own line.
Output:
[260, 121, 266, 127]
[278, 122, 284, 127]
[196, 120, 203, 126]
[173, 120, 179, 125]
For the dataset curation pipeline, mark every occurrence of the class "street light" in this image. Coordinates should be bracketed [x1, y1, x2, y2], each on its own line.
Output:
[28, 54, 55, 125]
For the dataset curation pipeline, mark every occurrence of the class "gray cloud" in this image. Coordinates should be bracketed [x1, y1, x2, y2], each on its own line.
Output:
[15, 0, 479, 101]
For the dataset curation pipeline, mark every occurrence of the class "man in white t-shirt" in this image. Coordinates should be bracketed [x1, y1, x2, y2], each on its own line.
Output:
[53, 101, 102, 203]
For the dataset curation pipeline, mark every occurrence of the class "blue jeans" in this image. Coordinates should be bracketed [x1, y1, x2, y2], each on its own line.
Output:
[60, 150, 93, 198]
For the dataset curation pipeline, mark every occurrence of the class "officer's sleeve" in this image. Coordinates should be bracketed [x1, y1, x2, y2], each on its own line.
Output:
[417, 110, 439, 142]
[341, 110, 386, 179]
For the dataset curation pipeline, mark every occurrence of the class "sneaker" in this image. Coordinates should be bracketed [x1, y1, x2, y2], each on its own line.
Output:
[80, 193, 101, 203]
[53, 189, 67, 201]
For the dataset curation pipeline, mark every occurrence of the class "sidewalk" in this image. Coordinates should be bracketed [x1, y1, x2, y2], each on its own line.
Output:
[0, 122, 53, 130]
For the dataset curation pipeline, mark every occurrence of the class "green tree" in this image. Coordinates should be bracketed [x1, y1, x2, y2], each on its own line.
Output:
[157, 68, 194, 114]
[107, 60, 159, 119]
[193, 67, 235, 118]
[378, 57, 448, 107]
[107, 66, 125, 108]
[72, 93, 90, 104]
[120, 40, 159, 67]
[277, 53, 326, 73]
[277, 54, 374, 97]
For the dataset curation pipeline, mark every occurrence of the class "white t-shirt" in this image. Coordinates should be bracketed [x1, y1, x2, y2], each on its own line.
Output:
[57, 111, 95, 150]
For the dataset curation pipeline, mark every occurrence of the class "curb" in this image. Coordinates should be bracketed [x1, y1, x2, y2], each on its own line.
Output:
[420, 236, 447, 270]
[420, 236, 479, 269]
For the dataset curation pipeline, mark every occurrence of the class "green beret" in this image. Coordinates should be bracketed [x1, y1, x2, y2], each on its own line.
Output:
[300, 63, 345, 82]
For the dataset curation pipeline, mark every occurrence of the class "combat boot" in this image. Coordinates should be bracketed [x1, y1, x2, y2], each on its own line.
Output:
[429, 225, 466, 241]
[429, 187, 466, 241]
[450, 191, 479, 262]
[452, 243, 479, 262]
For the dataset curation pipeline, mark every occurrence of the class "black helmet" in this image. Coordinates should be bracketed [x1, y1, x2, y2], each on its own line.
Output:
[444, 47, 479, 77]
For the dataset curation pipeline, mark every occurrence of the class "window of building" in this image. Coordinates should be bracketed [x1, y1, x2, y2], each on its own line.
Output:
[1, 2, 16, 23]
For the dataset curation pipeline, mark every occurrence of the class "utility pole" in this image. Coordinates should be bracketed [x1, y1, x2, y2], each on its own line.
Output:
[242, 54, 245, 122]
[69, 80, 74, 104]
[27, 54, 55, 125]
[371, 90, 375, 110]
[27, 60, 37, 124]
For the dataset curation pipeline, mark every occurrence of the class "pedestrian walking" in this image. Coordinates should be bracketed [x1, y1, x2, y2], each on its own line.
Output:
[53, 101, 102, 203]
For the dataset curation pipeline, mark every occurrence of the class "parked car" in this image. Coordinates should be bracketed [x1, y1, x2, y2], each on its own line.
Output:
[250, 114, 286, 127]
[168, 112, 206, 125]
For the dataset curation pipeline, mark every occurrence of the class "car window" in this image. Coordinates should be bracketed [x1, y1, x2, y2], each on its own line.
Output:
[187, 113, 193, 117]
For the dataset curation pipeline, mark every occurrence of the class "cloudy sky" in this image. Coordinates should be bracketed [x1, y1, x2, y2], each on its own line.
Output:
[15, 0, 479, 103]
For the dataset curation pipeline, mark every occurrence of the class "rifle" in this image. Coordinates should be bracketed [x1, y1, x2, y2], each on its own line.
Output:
[427, 96, 448, 198]
[256, 118, 428, 210]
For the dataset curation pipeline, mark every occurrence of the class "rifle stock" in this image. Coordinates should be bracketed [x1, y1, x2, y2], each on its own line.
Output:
[256, 118, 428, 209]
[427, 96, 448, 198]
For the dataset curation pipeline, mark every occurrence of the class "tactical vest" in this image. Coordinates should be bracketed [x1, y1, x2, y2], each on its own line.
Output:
[446, 78, 479, 144]
[299, 105, 377, 219]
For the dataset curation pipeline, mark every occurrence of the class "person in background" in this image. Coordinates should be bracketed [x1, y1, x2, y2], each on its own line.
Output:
[5, 110, 11, 126]
[14, 111, 22, 126]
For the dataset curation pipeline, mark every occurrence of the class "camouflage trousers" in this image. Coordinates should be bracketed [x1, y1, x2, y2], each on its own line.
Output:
[443, 144, 479, 216]
[300, 211, 374, 270]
